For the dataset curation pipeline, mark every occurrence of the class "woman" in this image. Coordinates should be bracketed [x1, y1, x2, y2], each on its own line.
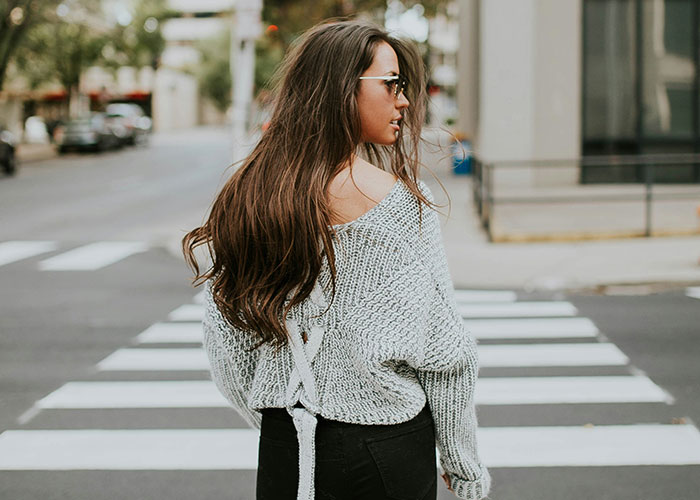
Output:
[183, 19, 490, 500]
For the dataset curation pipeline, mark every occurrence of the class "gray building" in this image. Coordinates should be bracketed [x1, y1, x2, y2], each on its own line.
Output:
[458, 0, 700, 183]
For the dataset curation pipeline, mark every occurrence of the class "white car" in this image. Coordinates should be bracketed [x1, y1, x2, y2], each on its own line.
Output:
[105, 103, 151, 146]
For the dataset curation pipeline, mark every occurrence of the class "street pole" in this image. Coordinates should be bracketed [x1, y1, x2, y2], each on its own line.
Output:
[230, 0, 263, 165]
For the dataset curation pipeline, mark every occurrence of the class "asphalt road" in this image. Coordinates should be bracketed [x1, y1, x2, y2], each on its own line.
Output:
[1, 129, 699, 499]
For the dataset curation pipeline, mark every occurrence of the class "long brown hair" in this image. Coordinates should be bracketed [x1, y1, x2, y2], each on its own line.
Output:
[183, 19, 437, 349]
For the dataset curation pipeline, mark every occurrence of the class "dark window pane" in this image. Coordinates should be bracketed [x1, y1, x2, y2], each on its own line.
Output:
[584, 0, 638, 142]
[641, 0, 694, 138]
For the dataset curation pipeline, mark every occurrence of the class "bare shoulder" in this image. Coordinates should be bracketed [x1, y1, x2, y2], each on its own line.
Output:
[327, 158, 398, 225]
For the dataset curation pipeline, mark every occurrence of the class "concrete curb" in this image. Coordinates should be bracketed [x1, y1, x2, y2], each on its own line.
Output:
[490, 228, 700, 243]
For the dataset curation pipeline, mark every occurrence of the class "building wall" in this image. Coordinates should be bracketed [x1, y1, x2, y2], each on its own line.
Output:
[467, 0, 581, 185]
[152, 68, 198, 131]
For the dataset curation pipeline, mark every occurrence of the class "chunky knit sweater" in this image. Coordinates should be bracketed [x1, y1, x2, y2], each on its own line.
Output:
[202, 179, 491, 500]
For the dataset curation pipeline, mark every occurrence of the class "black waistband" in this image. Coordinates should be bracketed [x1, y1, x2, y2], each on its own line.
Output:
[259, 403, 430, 429]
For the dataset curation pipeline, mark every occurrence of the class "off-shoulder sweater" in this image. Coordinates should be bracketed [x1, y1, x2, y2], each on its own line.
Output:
[202, 179, 491, 500]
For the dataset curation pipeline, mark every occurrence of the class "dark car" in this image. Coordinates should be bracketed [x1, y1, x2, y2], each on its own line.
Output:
[105, 103, 151, 146]
[0, 128, 17, 175]
[54, 113, 122, 153]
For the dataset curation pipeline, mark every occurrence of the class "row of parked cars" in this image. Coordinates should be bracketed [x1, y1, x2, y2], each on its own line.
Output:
[55, 103, 152, 153]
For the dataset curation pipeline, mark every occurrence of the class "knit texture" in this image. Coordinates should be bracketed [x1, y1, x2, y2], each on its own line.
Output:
[202, 179, 491, 499]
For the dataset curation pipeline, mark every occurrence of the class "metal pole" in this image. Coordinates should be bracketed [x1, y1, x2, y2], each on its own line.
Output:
[230, 0, 262, 164]
[485, 163, 493, 241]
[644, 160, 653, 237]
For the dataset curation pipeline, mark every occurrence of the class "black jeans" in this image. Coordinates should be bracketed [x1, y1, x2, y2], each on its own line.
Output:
[256, 404, 437, 500]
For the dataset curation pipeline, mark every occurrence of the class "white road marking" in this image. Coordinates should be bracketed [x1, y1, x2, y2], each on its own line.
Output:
[0, 241, 57, 267]
[135, 323, 202, 344]
[168, 304, 203, 322]
[35, 381, 228, 409]
[99, 343, 629, 371]
[477, 424, 700, 467]
[686, 287, 700, 299]
[148, 317, 600, 346]
[453, 290, 517, 303]
[476, 376, 672, 405]
[97, 348, 208, 371]
[0, 429, 258, 470]
[459, 301, 578, 318]
[38, 242, 148, 271]
[193, 291, 205, 304]
[465, 317, 599, 339]
[478, 343, 630, 367]
[34, 375, 670, 409]
[1, 424, 699, 470]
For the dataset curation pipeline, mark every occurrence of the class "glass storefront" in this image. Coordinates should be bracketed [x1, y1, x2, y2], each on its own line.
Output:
[583, 0, 700, 182]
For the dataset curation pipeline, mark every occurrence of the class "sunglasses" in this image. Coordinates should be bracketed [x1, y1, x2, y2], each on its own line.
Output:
[359, 74, 409, 98]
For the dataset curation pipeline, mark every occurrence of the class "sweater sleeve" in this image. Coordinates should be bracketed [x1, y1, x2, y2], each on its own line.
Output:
[414, 183, 491, 499]
[201, 279, 262, 429]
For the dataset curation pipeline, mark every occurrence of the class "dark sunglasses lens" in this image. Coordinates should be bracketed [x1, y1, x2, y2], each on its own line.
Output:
[396, 76, 407, 97]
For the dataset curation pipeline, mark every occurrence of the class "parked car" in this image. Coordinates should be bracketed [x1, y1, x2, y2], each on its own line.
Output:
[105, 103, 151, 146]
[0, 127, 17, 176]
[54, 113, 122, 153]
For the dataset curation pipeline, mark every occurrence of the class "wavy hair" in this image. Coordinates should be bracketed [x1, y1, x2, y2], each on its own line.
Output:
[183, 19, 437, 349]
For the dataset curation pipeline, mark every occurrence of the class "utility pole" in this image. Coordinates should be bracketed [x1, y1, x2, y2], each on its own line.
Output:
[230, 0, 263, 164]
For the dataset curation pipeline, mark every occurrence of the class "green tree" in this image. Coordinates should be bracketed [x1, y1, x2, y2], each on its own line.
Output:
[102, 0, 175, 70]
[13, 2, 105, 112]
[262, 0, 449, 49]
[195, 30, 232, 113]
[0, 0, 61, 91]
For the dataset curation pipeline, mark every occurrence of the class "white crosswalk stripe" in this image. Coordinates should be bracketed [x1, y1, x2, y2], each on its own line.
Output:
[478, 343, 630, 367]
[168, 304, 204, 322]
[476, 376, 671, 405]
[31, 373, 671, 409]
[2, 424, 700, 470]
[135, 318, 602, 344]
[686, 287, 700, 299]
[458, 301, 578, 318]
[35, 381, 227, 409]
[2, 287, 698, 476]
[135, 322, 202, 343]
[453, 290, 517, 303]
[97, 343, 630, 371]
[97, 348, 209, 371]
[465, 317, 599, 339]
[38, 242, 148, 271]
[0, 241, 57, 267]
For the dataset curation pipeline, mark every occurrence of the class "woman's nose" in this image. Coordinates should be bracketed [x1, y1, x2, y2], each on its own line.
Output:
[396, 91, 409, 108]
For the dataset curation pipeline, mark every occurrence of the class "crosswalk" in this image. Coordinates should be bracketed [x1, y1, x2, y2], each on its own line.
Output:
[0, 240, 147, 271]
[2, 288, 700, 474]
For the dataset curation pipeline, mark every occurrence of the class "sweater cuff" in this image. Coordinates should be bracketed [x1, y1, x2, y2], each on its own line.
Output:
[448, 466, 491, 500]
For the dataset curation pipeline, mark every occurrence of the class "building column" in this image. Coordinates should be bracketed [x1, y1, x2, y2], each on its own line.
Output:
[475, 0, 581, 185]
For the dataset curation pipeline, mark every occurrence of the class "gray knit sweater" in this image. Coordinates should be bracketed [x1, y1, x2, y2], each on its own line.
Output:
[202, 179, 491, 499]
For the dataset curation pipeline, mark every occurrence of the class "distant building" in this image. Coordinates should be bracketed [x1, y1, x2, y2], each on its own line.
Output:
[155, 0, 235, 130]
[458, 0, 700, 183]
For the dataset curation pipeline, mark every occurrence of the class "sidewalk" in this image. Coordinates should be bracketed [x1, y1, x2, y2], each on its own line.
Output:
[15, 143, 57, 163]
[419, 132, 700, 291]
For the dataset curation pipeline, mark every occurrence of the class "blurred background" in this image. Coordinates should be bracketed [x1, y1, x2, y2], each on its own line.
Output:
[1, 2, 700, 500]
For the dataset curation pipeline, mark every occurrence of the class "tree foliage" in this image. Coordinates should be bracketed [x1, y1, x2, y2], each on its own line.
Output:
[101, 0, 175, 70]
[195, 30, 232, 113]
[8, 0, 172, 95]
[261, 0, 449, 49]
[0, 0, 62, 91]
